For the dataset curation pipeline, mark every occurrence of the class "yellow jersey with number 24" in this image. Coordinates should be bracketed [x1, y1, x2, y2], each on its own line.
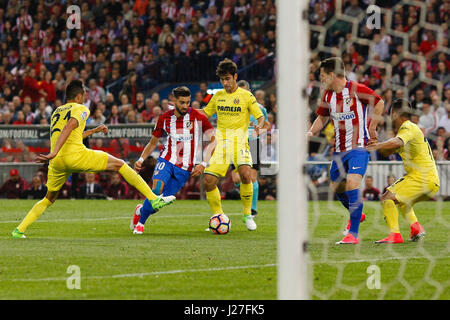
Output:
[50, 102, 90, 155]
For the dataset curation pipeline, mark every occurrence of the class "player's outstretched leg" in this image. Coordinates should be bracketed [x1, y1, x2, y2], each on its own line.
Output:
[107, 155, 176, 208]
[131, 195, 176, 235]
[12, 191, 58, 238]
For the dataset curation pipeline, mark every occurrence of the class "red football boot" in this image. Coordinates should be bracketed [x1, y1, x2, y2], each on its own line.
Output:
[375, 232, 404, 244]
[336, 233, 359, 244]
[130, 204, 142, 231]
[343, 212, 366, 235]
[409, 222, 425, 242]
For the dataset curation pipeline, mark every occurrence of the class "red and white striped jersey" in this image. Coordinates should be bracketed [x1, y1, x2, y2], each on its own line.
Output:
[316, 80, 382, 153]
[153, 108, 214, 172]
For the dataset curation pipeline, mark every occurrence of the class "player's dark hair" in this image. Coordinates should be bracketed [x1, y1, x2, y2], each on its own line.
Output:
[320, 57, 345, 77]
[216, 58, 237, 77]
[391, 98, 412, 119]
[237, 80, 250, 89]
[172, 86, 191, 99]
[65, 80, 85, 101]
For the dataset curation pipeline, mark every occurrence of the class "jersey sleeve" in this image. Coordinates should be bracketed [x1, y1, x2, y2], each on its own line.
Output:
[200, 113, 214, 133]
[248, 94, 263, 119]
[354, 82, 382, 106]
[396, 122, 415, 145]
[152, 115, 165, 138]
[71, 104, 89, 125]
[315, 91, 330, 116]
[203, 93, 217, 117]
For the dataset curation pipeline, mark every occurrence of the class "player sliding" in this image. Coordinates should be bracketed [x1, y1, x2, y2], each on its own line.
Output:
[198, 59, 265, 231]
[131, 86, 215, 234]
[308, 57, 384, 244]
[11, 80, 175, 239]
[367, 99, 439, 243]
[231, 80, 270, 218]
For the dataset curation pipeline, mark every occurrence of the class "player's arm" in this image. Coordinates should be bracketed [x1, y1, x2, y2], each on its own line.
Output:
[191, 129, 216, 177]
[134, 135, 160, 172]
[82, 124, 108, 139]
[36, 118, 79, 163]
[308, 94, 330, 137]
[200, 94, 217, 118]
[366, 137, 403, 156]
[368, 99, 385, 144]
[254, 116, 266, 135]
[307, 115, 329, 137]
[355, 83, 384, 144]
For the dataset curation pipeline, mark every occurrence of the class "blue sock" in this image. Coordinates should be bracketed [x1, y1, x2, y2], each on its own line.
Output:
[251, 181, 259, 212]
[234, 182, 241, 188]
[336, 192, 349, 209]
[345, 189, 363, 237]
[138, 198, 157, 225]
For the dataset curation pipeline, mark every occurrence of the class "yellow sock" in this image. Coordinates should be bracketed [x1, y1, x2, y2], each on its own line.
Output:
[398, 203, 418, 226]
[118, 163, 157, 200]
[382, 199, 400, 233]
[240, 183, 253, 216]
[17, 198, 53, 233]
[206, 187, 224, 214]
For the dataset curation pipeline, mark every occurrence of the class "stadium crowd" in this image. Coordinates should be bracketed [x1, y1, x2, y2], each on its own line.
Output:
[0, 0, 278, 200]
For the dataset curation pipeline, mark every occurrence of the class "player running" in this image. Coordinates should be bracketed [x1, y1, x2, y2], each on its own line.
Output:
[231, 80, 270, 218]
[368, 99, 439, 243]
[307, 57, 385, 244]
[131, 86, 216, 234]
[11, 80, 175, 239]
[198, 59, 265, 231]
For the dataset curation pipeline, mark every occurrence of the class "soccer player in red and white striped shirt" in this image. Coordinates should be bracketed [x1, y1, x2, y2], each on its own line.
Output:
[308, 57, 385, 244]
[131, 86, 216, 234]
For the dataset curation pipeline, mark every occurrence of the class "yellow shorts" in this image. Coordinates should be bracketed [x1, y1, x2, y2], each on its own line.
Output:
[387, 174, 440, 206]
[205, 141, 252, 178]
[46, 149, 109, 192]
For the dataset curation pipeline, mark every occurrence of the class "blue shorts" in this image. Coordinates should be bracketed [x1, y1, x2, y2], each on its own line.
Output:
[152, 157, 191, 196]
[330, 148, 369, 182]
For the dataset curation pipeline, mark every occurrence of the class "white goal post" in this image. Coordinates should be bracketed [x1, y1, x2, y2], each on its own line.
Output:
[277, 0, 310, 299]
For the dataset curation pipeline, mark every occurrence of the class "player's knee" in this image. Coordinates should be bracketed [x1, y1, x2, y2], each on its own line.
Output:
[113, 159, 125, 171]
[204, 174, 217, 190]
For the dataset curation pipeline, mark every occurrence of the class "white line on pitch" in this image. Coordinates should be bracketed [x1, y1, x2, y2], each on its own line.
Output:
[4, 263, 277, 282]
[0, 213, 244, 224]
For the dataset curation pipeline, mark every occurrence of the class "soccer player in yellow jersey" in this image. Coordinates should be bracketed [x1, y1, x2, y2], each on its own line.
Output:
[11, 80, 175, 238]
[367, 99, 440, 243]
[198, 59, 265, 231]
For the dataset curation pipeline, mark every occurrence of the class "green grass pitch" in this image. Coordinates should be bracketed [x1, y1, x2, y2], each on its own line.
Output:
[0, 199, 449, 299]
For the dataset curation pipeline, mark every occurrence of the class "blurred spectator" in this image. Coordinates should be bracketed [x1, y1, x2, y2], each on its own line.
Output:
[382, 175, 396, 194]
[0, 169, 27, 199]
[105, 172, 128, 199]
[363, 176, 380, 201]
[419, 98, 438, 136]
[39, 71, 57, 104]
[21, 175, 47, 199]
[258, 176, 276, 200]
[78, 173, 104, 199]
[20, 68, 46, 103]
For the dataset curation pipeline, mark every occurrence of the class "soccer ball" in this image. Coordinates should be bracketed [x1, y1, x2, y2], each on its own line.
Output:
[209, 214, 231, 235]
